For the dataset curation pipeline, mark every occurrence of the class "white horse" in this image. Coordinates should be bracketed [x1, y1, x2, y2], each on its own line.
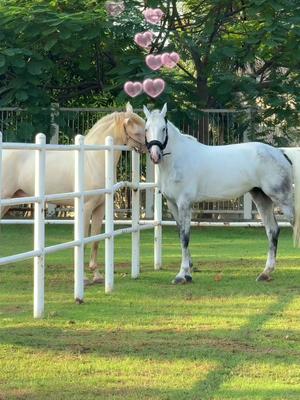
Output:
[144, 104, 300, 284]
[1, 103, 146, 284]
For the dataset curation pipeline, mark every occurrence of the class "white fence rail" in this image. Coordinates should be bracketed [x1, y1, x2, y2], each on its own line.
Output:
[0, 132, 162, 318]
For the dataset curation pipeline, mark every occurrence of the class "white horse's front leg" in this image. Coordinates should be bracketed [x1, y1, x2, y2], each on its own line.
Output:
[172, 202, 192, 284]
[167, 199, 193, 271]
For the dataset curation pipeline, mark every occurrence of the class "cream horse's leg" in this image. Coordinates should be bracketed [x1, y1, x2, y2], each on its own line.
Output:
[83, 206, 93, 286]
[0, 207, 9, 218]
[88, 202, 105, 284]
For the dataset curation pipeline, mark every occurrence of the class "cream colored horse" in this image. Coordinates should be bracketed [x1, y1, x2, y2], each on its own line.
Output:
[1, 103, 146, 284]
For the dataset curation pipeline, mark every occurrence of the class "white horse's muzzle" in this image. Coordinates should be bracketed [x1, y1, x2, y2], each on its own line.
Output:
[150, 146, 162, 164]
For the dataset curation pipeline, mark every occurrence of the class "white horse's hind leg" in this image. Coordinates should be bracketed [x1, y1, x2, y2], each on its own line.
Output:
[250, 188, 280, 281]
[171, 201, 192, 284]
[89, 203, 105, 284]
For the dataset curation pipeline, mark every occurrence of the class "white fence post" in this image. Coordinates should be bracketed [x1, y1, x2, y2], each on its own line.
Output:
[74, 135, 85, 303]
[105, 136, 114, 293]
[154, 165, 162, 270]
[34, 133, 46, 319]
[243, 118, 253, 220]
[131, 149, 140, 279]
[47, 114, 60, 217]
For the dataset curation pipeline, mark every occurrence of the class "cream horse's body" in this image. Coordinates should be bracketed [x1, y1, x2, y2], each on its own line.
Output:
[1, 103, 146, 283]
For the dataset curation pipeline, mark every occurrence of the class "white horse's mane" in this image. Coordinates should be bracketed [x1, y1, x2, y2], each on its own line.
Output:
[150, 110, 198, 142]
[168, 120, 198, 142]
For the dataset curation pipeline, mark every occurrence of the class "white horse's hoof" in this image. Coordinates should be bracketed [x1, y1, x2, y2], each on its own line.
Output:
[172, 276, 187, 285]
[256, 273, 273, 282]
[185, 275, 193, 283]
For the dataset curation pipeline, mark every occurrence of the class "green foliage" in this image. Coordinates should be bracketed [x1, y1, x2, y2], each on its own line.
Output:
[0, 0, 299, 137]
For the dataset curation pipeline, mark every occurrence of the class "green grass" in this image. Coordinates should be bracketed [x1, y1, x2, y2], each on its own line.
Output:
[0, 225, 300, 400]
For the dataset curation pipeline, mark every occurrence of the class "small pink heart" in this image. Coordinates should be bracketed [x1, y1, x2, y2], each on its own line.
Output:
[106, 1, 125, 16]
[124, 81, 143, 98]
[143, 78, 166, 98]
[145, 54, 163, 71]
[161, 52, 180, 68]
[134, 31, 154, 49]
[143, 8, 164, 25]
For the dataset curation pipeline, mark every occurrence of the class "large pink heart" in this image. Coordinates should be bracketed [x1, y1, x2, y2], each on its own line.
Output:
[161, 52, 180, 68]
[134, 31, 154, 49]
[143, 8, 164, 25]
[105, 1, 125, 17]
[143, 78, 166, 98]
[145, 54, 163, 71]
[124, 81, 143, 98]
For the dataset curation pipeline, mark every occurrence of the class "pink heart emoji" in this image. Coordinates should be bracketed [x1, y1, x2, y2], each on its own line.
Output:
[143, 78, 166, 98]
[161, 52, 180, 68]
[106, 1, 125, 16]
[145, 54, 163, 71]
[134, 31, 154, 49]
[143, 8, 164, 25]
[124, 81, 143, 98]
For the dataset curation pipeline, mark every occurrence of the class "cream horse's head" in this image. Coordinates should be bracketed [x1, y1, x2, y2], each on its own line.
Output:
[85, 103, 146, 153]
[123, 102, 146, 153]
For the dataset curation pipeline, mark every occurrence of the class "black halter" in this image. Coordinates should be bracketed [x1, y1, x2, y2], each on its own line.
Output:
[145, 117, 169, 153]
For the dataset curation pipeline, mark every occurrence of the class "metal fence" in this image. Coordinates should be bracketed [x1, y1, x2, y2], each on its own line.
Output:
[0, 105, 253, 221]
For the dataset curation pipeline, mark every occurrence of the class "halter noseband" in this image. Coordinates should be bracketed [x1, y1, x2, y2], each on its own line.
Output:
[145, 118, 169, 153]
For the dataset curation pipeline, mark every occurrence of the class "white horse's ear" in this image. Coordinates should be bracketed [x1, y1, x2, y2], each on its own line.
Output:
[160, 103, 167, 118]
[126, 102, 133, 113]
[143, 105, 151, 119]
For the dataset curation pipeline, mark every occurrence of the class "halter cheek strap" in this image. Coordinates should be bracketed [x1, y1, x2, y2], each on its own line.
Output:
[145, 118, 169, 152]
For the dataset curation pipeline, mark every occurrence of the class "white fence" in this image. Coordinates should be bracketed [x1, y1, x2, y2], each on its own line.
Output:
[0, 132, 162, 318]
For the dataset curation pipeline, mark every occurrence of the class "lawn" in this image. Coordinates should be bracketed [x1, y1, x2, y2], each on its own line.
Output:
[0, 225, 299, 400]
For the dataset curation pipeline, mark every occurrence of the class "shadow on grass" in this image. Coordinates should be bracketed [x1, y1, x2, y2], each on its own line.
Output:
[0, 294, 299, 399]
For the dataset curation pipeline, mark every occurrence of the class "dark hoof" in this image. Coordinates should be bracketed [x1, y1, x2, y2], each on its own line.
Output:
[92, 277, 104, 284]
[256, 273, 273, 282]
[172, 276, 187, 285]
[185, 275, 193, 283]
[75, 298, 84, 304]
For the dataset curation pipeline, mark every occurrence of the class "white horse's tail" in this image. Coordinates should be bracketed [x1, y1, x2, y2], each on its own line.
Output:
[282, 148, 300, 246]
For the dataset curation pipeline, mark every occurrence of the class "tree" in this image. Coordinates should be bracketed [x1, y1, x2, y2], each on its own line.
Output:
[0, 0, 299, 140]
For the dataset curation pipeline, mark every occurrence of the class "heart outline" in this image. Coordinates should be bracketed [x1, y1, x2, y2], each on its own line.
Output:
[161, 52, 180, 68]
[124, 81, 143, 98]
[134, 31, 154, 49]
[106, 1, 125, 17]
[143, 78, 166, 98]
[143, 8, 164, 25]
[145, 54, 163, 71]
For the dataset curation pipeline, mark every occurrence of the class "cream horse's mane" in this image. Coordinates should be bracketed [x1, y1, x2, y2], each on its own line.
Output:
[85, 111, 144, 145]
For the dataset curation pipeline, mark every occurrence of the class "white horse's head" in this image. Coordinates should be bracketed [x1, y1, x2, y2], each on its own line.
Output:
[143, 103, 168, 164]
